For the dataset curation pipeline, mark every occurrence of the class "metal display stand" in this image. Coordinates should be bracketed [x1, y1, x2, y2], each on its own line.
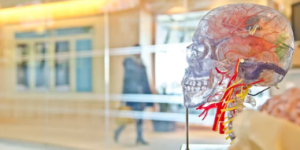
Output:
[186, 108, 189, 150]
[180, 144, 228, 150]
[183, 108, 229, 150]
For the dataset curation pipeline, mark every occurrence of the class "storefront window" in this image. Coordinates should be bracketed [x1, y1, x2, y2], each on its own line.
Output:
[0, 0, 287, 149]
[76, 39, 92, 92]
[16, 44, 29, 91]
[35, 43, 49, 91]
[55, 41, 70, 91]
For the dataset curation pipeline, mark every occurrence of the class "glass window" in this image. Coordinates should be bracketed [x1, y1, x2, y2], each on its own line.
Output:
[3, 0, 286, 149]
[76, 39, 92, 92]
[55, 41, 70, 91]
[16, 44, 29, 91]
[55, 59, 69, 91]
[35, 42, 47, 54]
[35, 43, 49, 91]
[53, 27, 92, 36]
[16, 44, 29, 57]
[15, 31, 50, 39]
[156, 11, 208, 44]
[16, 61, 29, 91]
[76, 39, 92, 52]
[55, 41, 69, 53]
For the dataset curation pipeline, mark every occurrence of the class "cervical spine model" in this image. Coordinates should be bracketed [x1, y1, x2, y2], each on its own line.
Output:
[181, 3, 294, 142]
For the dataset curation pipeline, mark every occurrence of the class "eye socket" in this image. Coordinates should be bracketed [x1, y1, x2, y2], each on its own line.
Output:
[186, 43, 205, 60]
[194, 43, 205, 54]
[186, 44, 194, 59]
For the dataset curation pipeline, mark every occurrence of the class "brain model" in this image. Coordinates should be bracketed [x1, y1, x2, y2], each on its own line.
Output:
[260, 87, 300, 126]
[181, 3, 294, 142]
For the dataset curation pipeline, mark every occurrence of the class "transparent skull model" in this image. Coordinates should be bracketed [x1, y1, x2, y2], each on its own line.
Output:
[182, 3, 294, 141]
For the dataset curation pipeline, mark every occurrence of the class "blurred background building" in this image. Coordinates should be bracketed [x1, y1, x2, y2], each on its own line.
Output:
[0, 0, 299, 149]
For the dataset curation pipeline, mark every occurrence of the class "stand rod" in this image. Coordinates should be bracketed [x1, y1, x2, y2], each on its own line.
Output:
[186, 108, 189, 150]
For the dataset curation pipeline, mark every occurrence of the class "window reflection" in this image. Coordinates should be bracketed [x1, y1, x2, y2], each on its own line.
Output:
[16, 44, 29, 57]
[0, 0, 285, 150]
[35, 43, 49, 91]
[16, 44, 29, 91]
[17, 61, 29, 91]
[76, 39, 92, 92]
[55, 59, 70, 91]
[55, 41, 69, 53]
[55, 41, 70, 91]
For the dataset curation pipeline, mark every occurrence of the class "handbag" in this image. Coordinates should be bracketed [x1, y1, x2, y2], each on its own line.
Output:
[115, 104, 135, 125]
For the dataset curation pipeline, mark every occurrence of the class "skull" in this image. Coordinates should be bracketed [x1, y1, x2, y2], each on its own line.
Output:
[182, 3, 294, 108]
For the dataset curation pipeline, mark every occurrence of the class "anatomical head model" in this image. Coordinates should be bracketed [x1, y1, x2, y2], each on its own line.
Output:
[181, 3, 294, 142]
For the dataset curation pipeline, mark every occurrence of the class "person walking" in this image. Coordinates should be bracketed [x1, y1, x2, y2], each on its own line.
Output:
[114, 45, 153, 145]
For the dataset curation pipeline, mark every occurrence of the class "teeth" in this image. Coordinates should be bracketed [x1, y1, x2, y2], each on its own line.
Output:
[187, 86, 191, 91]
[182, 79, 210, 92]
[190, 80, 196, 86]
[196, 81, 202, 86]
[191, 86, 195, 91]
[185, 80, 189, 85]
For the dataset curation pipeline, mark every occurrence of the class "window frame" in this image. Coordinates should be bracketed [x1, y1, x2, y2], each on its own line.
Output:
[14, 28, 93, 93]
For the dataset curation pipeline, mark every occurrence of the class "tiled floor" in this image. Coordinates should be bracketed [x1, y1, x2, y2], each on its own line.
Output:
[0, 116, 228, 150]
[0, 139, 77, 150]
[180, 144, 229, 150]
[0, 139, 229, 150]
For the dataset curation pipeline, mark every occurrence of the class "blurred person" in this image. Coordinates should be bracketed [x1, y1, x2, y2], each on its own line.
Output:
[114, 44, 153, 145]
